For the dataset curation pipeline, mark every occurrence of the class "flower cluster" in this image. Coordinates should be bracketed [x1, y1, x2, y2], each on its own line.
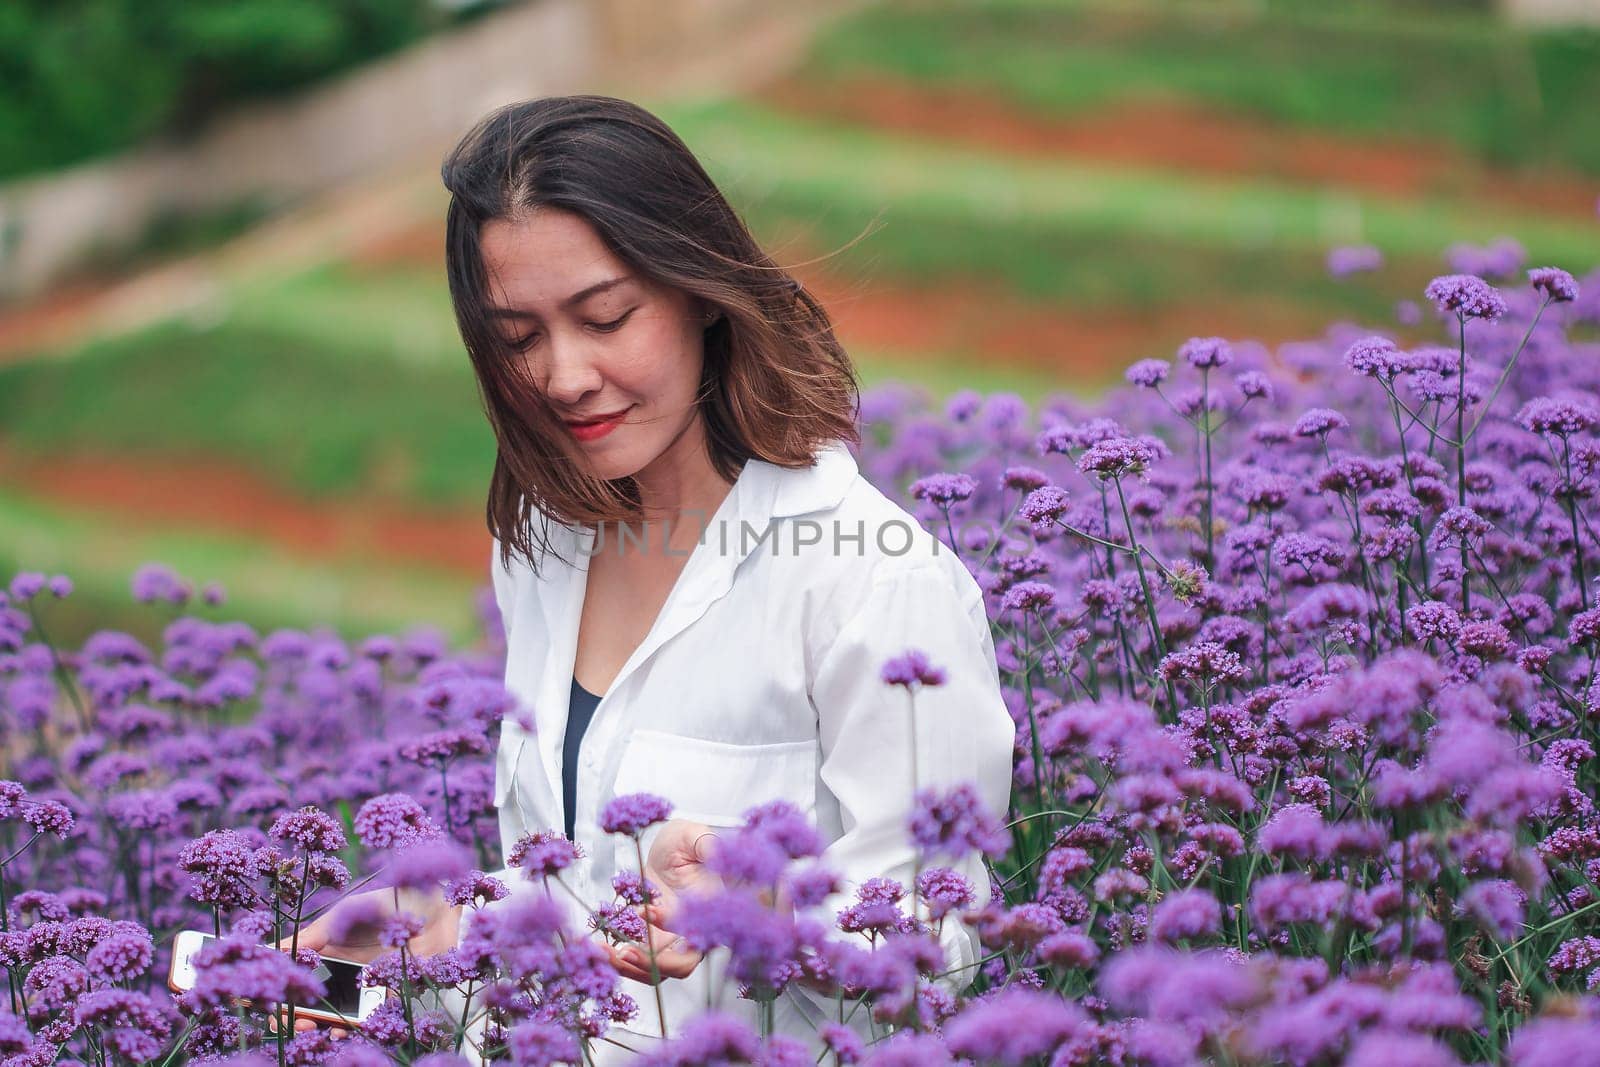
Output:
[1, 247, 1598, 1064]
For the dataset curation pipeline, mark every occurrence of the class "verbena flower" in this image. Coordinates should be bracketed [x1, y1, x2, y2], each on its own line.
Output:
[1179, 336, 1233, 369]
[599, 792, 673, 837]
[1424, 273, 1508, 320]
[1125, 359, 1170, 388]
[909, 473, 977, 506]
[1527, 266, 1579, 303]
[880, 649, 946, 688]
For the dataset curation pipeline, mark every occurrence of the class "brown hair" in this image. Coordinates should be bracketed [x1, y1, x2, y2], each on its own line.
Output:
[440, 95, 861, 577]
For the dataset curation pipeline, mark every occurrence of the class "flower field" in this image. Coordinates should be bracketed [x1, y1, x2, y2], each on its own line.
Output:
[2, 247, 1598, 1064]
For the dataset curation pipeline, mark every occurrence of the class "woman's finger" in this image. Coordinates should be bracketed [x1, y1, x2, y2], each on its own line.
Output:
[608, 939, 703, 984]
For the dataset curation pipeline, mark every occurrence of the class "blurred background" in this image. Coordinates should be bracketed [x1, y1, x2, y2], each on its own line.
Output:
[2, 0, 1598, 649]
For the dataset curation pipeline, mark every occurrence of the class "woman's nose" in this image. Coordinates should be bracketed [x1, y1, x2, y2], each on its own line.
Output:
[539, 334, 603, 408]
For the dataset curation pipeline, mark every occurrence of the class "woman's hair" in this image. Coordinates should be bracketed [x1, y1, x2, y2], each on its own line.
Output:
[440, 94, 861, 577]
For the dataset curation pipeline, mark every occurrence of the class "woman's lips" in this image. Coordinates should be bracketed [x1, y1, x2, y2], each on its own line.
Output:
[565, 407, 630, 442]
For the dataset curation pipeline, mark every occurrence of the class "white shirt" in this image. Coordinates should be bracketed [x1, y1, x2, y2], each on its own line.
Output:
[471, 438, 1016, 1057]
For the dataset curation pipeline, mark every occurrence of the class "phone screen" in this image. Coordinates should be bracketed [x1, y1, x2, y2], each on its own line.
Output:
[303, 952, 366, 1016]
[192, 933, 369, 1016]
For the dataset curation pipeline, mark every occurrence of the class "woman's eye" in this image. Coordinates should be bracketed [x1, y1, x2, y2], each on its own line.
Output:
[588, 310, 634, 333]
[506, 309, 632, 352]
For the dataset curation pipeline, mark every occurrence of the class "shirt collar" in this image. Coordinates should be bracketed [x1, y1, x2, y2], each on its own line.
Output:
[545, 438, 859, 563]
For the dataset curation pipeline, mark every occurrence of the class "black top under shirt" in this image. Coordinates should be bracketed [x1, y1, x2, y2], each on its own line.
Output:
[563, 676, 603, 841]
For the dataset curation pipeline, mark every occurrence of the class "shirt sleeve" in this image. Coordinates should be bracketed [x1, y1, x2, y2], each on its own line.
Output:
[462, 538, 558, 943]
[790, 559, 1015, 1018]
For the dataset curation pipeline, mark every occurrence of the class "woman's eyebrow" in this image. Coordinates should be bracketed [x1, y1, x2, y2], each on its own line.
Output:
[486, 275, 635, 318]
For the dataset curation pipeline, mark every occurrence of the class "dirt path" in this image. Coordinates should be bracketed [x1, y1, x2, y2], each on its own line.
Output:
[756, 74, 1600, 221]
[1, 445, 490, 580]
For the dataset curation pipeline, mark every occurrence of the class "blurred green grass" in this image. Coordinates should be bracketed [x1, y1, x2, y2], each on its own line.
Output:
[0, 489, 484, 648]
[662, 99, 1600, 271]
[804, 0, 1600, 176]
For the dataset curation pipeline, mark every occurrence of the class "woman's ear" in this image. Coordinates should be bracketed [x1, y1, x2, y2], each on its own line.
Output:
[696, 296, 723, 326]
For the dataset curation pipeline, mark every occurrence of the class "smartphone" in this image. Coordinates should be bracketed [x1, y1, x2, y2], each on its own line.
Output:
[168, 930, 388, 1026]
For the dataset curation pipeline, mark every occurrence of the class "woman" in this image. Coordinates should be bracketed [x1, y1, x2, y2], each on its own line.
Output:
[296, 95, 1015, 1062]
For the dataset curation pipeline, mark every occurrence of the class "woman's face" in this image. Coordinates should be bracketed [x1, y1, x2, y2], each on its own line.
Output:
[480, 206, 711, 483]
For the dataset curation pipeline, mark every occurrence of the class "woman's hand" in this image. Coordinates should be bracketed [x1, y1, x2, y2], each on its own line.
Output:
[604, 819, 721, 985]
[273, 885, 463, 1038]
[643, 818, 724, 927]
[604, 904, 704, 984]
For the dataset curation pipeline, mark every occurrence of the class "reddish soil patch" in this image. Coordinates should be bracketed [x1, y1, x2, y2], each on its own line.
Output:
[0, 282, 114, 357]
[345, 223, 444, 273]
[757, 75, 1600, 220]
[0, 445, 491, 581]
[789, 263, 1330, 378]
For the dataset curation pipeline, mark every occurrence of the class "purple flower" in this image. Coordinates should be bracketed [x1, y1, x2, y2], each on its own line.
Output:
[1460, 879, 1525, 940]
[1406, 600, 1463, 642]
[1259, 803, 1329, 863]
[1100, 946, 1258, 1032]
[1179, 336, 1233, 369]
[131, 563, 192, 605]
[1527, 267, 1579, 304]
[73, 989, 177, 1061]
[916, 867, 975, 919]
[909, 473, 977, 506]
[1149, 889, 1222, 944]
[819, 1022, 865, 1064]
[1517, 397, 1598, 437]
[999, 581, 1056, 615]
[1345, 335, 1406, 380]
[399, 727, 489, 765]
[183, 830, 264, 911]
[269, 806, 346, 854]
[185, 935, 325, 1012]
[589, 901, 648, 943]
[909, 783, 1010, 860]
[508, 829, 582, 878]
[1293, 407, 1350, 438]
[1235, 370, 1273, 400]
[642, 1012, 759, 1067]
[943, 988, 1088, 1065]
[387, 837, 471, 890]
[1078, 435, 1169, 480]
[353, 793, 442, 849]
[21, 800, 73, 838]
[1328, 244, 1383, 277]
[1424, 273, 1508, 320]
[1126, 359, 1170, 387]
[683, 891, 816, 993]
[24, 954, 89, 1012]
[1345, 1030, 1460, 1067]
[1158, 641, 1247, 686]
[1000, 465, 1048, 491]
[7, 573, 45, 602]
[599, 792, 673, 837]
[85, 924, 154, 983]
[1019, 486, 1070, 530]
[508, 1020, 580, 1067]
[880, 649, 946, 688]
[1508, 1017, 1600, 1067]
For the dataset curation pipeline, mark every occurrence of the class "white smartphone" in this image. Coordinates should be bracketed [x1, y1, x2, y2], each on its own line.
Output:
[168, 930, 389, 1026]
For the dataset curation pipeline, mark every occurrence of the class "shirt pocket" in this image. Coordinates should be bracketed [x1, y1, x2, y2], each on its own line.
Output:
[494, 719, 530, 807]
[611, 728, 818, 828]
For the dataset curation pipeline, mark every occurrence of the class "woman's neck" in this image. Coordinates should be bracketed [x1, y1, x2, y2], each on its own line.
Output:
[615, 422, 737, 557]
